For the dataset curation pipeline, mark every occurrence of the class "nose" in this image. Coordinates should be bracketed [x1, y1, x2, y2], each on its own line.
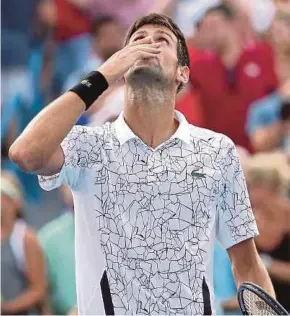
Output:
[147, 36, 154, 43]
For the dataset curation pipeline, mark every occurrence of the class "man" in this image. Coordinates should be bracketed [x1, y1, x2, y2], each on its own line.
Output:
[246, 154, 290, 311]
[63, 16, 125, 92]
[62, 16, 125, 127]
[1, 0, 38, 106]
[38, 185, 76, 315]
[246, 9, 290, 153]
[10, 13, 274, 315]
[38, 0, 91, 95]
[190, 3, 277, 150]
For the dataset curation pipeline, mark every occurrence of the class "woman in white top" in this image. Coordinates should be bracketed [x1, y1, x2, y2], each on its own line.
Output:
[1, 172, 47, 315]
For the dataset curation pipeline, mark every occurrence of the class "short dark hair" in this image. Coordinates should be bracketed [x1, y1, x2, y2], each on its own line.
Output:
[124, 13, 190, 92]
[91, 16, 120, 36]
[280, 100, 290, 121]
[204, 3, 236, 20]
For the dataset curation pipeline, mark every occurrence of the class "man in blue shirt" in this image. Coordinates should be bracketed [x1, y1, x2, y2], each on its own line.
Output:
[246, 92, 283, 151]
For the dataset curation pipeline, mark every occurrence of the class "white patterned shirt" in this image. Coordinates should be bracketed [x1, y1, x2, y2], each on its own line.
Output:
[39, 111, 258, 315]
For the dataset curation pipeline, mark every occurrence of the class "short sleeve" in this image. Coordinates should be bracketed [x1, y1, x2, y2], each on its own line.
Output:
[38, 125, 103, 191]
[246, 95, 281, 136]
[217, 140, 259, 249]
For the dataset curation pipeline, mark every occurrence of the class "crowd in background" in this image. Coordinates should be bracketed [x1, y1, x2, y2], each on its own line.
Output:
[1, 0, 290, 315]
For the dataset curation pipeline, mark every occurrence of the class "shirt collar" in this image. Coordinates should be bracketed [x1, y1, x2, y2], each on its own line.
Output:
[114, 110, 191, 146]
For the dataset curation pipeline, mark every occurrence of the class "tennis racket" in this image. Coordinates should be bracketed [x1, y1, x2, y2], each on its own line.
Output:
[238, 282, 288, 315]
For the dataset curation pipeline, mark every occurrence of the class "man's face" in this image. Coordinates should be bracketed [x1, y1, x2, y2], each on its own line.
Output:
[124, 24, 188, 90]
[198, 12, 234, 51]
[93, 21, 125, 61]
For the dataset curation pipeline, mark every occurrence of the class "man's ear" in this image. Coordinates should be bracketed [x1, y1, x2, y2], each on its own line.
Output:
[176, 66, 190, 86]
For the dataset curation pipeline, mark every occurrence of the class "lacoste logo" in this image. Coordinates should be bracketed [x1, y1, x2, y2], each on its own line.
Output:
[81, 79, 92, 88]
[191, 170, 206, 178]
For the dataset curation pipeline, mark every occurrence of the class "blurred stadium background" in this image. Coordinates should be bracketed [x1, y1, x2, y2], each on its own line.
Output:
[1, 0, 290, 314]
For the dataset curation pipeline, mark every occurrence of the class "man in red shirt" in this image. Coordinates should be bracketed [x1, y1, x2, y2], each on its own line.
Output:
[190, 3, 277, 150]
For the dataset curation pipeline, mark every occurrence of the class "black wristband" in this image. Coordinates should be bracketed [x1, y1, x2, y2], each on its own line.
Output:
[69, 71, 108, 110]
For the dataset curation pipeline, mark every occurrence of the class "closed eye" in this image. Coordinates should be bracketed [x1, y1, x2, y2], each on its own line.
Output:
[157, 37, 169, 44]
[133, 36, 144, 42]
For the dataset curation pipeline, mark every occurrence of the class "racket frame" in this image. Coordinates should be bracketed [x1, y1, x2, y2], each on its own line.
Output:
[238, 282, 288, 315]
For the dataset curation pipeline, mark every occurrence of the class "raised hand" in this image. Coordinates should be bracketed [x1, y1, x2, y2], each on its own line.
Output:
[98, 36, 161, 85]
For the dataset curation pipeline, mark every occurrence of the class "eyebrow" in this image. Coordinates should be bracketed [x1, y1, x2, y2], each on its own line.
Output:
[156, 30, 174, 41]
[132, 29, 175, 42]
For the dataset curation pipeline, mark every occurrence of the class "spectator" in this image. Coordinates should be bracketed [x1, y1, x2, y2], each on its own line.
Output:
[233, 0, 276, 37]
[38, 185, 76, 315]
[63, 16, 125, 91]
[63, 16, 125, 126]
[190, 3, 277, 150]
[281, 100, 290, 156]
[1, 172, 46, 315]
[1, 42, 52, 202]
[174, 0, 219, 40]
[246, 9, 290, 152]
[77, 0, 176, 29]
[38, 0, 91, 95]
[246, 156, 290, 312]
[1, 0, 38, 106]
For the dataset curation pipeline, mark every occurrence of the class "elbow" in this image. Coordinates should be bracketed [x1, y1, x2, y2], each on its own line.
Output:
[9, 143, 45, 173]
[30, 285, 47, 306]
[36, 286, 47, 304]
[250, 136, 268, 153]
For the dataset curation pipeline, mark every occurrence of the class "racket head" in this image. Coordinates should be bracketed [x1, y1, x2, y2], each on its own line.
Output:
[238, 282, 288, 315]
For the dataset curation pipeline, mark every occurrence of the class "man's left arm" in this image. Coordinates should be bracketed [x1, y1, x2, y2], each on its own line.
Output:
[227, 238, 276, 298]
[217, 139, 275, 298]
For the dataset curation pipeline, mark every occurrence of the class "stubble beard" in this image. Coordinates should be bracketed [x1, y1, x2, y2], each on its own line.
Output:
[125, 61, 177, 109]
[126, 63, 172, 92]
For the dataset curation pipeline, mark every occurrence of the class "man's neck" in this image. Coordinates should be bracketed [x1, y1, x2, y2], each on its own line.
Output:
[123, 86, 178, 149]
[220, 36, 243, 68]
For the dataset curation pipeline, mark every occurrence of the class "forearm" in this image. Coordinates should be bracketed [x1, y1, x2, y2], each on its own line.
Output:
[233, 256, 276, 298]
[251, 125, 282, 152]
[9, 92, 85, 171]
[1, 287, 45, 314]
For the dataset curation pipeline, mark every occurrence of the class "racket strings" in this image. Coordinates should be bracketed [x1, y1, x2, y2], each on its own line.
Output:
[243, 290, 278, 315]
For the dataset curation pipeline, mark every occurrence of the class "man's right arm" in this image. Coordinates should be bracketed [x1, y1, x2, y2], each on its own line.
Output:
[9, 37, 161, 176]
[250, 123, 282, 152]
[9, 92, 86, 176]
[246, 98, 282, 153]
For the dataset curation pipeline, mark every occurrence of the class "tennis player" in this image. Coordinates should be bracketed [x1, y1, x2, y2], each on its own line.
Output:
[10, 13, 275, 315]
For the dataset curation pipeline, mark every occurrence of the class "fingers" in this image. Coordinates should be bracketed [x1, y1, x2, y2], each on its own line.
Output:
[138, 51, 161, 59]
[129, 36, 154, 46]
[134, 45, 161, 54]
[130, 42, 161, 62]
[131, 50, 161, 63]
[130, 43, 161, 54]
